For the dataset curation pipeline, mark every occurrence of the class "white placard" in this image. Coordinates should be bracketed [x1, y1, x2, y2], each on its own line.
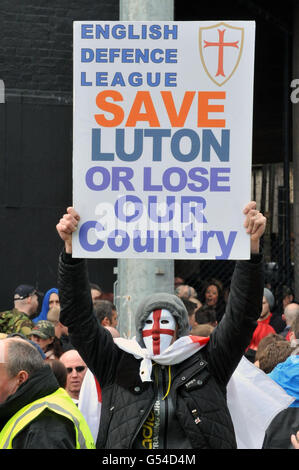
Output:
[72, 21, 255, 259]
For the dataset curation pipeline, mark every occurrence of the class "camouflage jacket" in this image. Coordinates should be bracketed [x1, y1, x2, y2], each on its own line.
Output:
[0, 308, 34, 338]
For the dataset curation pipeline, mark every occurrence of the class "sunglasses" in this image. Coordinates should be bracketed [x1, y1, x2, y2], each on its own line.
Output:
[66, 366, 86, 374]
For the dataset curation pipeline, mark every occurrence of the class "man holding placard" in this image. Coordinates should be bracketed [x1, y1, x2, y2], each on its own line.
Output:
[56, 201, 266, 449]
[55, 20, 275, 449]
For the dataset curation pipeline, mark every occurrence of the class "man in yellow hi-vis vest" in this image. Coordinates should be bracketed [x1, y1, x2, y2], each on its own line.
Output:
[0, 337, 95, 449]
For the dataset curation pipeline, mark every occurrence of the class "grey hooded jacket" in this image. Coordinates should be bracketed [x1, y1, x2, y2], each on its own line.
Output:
[58, 250, 264, 449]
[134, 292, 190, 347]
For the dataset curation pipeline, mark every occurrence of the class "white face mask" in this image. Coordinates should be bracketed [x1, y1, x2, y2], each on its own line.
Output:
[142, 309, 176, 355]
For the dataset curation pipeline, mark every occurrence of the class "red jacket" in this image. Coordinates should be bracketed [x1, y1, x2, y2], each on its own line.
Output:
[247, 320, 276, 351]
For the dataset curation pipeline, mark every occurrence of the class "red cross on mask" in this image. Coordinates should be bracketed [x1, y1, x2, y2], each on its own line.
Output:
[142, 309, 176, 355]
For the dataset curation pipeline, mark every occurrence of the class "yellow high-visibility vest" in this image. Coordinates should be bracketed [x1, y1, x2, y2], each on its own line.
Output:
[0, 387, 95, 449]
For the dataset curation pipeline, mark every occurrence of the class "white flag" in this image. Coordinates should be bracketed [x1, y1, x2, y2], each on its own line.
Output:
[227, 356, 295, 449]
[78, 368, 102, 443]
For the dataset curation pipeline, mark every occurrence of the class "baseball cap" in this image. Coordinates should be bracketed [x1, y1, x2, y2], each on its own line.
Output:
[14, 285, 42, 301]
[29, 320, 55, 339]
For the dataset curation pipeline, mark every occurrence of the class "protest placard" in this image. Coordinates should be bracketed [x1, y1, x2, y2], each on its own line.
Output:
[72, 21, 255, 259]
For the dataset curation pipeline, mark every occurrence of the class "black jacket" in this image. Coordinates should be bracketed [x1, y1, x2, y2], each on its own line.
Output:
[262, 407, 299, 449]
[58, 250, 264, 449]
[0, 365, 76, 449]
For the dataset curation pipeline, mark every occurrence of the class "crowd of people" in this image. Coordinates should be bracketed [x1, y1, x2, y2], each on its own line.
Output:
[0, 201, 298, 450]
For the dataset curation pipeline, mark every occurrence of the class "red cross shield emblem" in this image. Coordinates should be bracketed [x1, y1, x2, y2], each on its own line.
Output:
[199, 22, 244, 86]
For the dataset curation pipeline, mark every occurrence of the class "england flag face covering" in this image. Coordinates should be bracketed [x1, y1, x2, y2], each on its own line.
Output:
[142, 309, 176, 355]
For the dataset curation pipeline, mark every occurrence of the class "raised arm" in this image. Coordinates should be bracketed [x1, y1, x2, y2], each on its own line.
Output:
[56, 206, 80, 254]
[56, 207, 119, 387]
[207, 201, 266, 384]
[243, 200, 266, 254]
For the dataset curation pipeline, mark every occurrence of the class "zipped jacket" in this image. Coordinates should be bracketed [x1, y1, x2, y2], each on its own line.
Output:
[58, 250, 264, 449]
[0, 364, 94, 449]
[0, 388, 95, 449]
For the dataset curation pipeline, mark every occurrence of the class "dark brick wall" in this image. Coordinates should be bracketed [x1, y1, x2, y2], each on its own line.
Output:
[0, 0, 119, 97]
[0, 1, 119, 310]
[0, 1, 293, 310]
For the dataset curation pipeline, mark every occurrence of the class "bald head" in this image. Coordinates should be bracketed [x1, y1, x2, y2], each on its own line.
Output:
[284, 303, 299, 326]
[176, 285, 197, 299]
[60, 349, 84, 364]
[60, 349, 87, 400]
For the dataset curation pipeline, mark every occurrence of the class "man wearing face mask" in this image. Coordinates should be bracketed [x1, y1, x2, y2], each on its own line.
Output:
[56, 201, 266, 449]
